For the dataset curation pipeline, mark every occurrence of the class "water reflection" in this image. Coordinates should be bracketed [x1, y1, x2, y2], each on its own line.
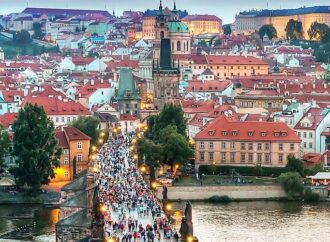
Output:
[170, 201, 330, 242]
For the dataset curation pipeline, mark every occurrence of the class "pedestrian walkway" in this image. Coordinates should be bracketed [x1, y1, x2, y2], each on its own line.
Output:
[96, 132, 179, 242]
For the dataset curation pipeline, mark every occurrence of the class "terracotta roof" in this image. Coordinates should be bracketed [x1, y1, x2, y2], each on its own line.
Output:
[71, 57, 95, 65]
[186, 80, 231, 92]
[206, 56, 268, 65]
[294, 108, 330, 130]
[0, 113, 17, 129]
[120, 114, 139, 121]
[195, 116, 300, 141]
[55, 130, 69, 148]
[188, 113, 205, 127]
[77, 80, 111, 98]
[63, 126, 91, 141]
[183, 100, 216, 114]
[23, 96, 91, 115]
[0, 90, 23, 102]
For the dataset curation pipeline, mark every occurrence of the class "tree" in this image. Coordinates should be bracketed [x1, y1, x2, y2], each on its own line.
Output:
[279, 172, 303, 200]
[16, 30, 31, 44]
[72, 116, 100, 146]
[285, 155, 304, 176]
[259, 24, 277, 40]
[285, 19, 303, 40]
[313, 42, 330, 63]
[148, 103, 187, 141]
[308, 22, 330, 43]
[0, 124, 10, 176]
[159, 125, 193, 169]
[32, 22, 43, 39]
[137, 138, 163, 180]
[223, 24, 231, 35]
[11, 104, 61, 190]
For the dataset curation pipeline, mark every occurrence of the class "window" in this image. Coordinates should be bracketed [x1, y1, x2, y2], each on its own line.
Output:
[221, 152, 226, 162]
[248, 153, 253, 163]
[221, 131, 227, 136]
[64, 171, 69, 178]
[209, 142, 214, 149]
[200, 142, 205, 149]
[298, 132, 301, 137]
[61, 117, 65, 122]
[64, 158, 69, 166]
[67, 117, 71, 122]
[309, 132, 313, 138]
[279, 144, 283, 151]
[230, 142, 235, 149]
[279, 154, 283, 163]
[265, 143, 270, 150]
[265, 154, 270, 163]
[290, 144, 295, 151]
[309, 142, 313, 148]
[303, 132, 307, 138]
[77, 154, 83, 162]
[209, 152, 214, 162]
[257, 153, 262, 163]
[303, 142, 307, 148]
[248, 142, 253, 150]
[77, 142, 82, 149]
[241, 153, 245, 162]
[63, 149, 69, 155]
[56, 117, 59, 122]
[200, 152, 205, 161]
[230, 152, 235, 162]
[221, 142, 226, 149]
[241, 142, 245, 150]
[257, 143, 262, 150]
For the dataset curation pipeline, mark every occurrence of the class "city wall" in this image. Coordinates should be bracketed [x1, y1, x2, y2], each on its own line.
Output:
[157, 185, 286, 200]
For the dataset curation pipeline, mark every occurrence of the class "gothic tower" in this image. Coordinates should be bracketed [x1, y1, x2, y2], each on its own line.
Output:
[154, 0, 169, 60]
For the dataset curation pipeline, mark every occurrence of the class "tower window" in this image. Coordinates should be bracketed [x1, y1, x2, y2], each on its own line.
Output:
[177, 41, 181, 51]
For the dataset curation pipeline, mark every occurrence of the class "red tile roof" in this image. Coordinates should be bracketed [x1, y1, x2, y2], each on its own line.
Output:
[186, 80, 231, 92]
[23, 96, 91, 116]
[294, 108, 329, 130]
[77, 80, 111, 98]
[120, 114, 139, 121]
[183, 100, 216, 114]
[55, 130, 69, 149]
[195, 116, 300, 142]
[63, 126, 91, 141]
[206, 56, 268, 65]
[0, 113, 17, 129]
[0, 90, 23, 102]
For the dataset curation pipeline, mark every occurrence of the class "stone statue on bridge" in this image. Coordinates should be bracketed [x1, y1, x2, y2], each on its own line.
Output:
[179, 201, 194, 241]
[162, 185, 168, 202]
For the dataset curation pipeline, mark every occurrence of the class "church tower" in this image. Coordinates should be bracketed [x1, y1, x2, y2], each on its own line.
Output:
[154, 0, 169, 60]
[153, 38, 180, 111]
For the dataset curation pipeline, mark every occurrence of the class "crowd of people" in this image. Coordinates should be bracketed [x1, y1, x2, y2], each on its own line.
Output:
[97, 132, 179, 242]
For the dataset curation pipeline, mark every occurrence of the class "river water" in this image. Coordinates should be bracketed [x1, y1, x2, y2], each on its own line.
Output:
[1, 202, 330, 242]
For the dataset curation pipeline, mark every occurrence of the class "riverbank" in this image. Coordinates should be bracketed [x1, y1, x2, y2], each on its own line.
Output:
[157, 185, 287, 201]
[0, 190, 60, 205]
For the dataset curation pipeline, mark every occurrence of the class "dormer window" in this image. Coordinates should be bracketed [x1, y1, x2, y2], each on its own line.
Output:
[221, 131, 227, 136]
[261, 132, 267, 137]
[274, 132, 280, 137]
[248, 131, 254, 136]
[208, 130, 215, 136]
[232, 130, 238, 136]
[282, 132, 287, 137]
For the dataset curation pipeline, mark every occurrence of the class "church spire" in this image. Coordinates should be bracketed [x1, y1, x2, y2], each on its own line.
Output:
[174, 1, 177, 11]
[112, 9, 115, 18]
[159, 0, 163, 10]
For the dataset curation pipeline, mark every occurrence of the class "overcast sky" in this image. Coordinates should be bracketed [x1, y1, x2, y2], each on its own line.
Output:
[1, 0, 329, 24]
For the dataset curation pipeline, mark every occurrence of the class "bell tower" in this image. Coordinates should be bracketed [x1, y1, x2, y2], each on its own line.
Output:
[154, 0, 169, 60]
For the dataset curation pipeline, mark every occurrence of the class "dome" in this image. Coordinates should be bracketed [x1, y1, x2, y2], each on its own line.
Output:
[167, 21, 189, 33]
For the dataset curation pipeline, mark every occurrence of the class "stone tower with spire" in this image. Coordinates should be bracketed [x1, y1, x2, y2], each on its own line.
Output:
[154, 0, 169, 60]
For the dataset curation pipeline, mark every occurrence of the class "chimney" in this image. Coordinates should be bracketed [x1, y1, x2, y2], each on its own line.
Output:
[91, 79, 94, 85]
[312, 83, 316, 89]
[308, 112, 312, 117]
[100, 78, 104, 83]
[300, 83, 303, 89]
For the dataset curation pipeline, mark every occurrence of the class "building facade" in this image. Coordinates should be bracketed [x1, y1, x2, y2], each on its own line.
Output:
[194, 116, 301, 168]
[182, 15, 222, 35]
[234, 6, 330, 39]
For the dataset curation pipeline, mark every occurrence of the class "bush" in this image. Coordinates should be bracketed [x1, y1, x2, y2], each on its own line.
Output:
[303, 188, 320, 203]
[279, 172, 303, 200]
[207, 195, 231, 203]
[198, 165, 286, 177]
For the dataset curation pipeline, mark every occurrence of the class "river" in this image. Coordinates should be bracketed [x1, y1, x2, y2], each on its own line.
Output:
[0, 202, 330, 242]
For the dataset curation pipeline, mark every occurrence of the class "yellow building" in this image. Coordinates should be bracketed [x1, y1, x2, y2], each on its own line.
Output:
[234, 6, 330, 39]
[187, 55, 269, 78]
[182, 15, 222, 35]
[54, 126, 91, 182]
[194, 116, 301, 168]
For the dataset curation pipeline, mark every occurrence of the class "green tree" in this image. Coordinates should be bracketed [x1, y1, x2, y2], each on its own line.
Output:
[285, 19, 303, 40]
[314, 42, 330, 62]
[149, 103, 187, 141]
[11, 104, 61, 191]
[32, 22, 43, 39]
[223, 24, 231, 35]
[137, 138, 163, 180]
[308, 22, 330, 43]
[159, 125, 193, 169]
[72, 116, 100, 146]
[286, 155, 304, 176]
[0, 124, 10, 175]
[16, 30, 31, 44]
[279, 172, 303, 200]
[259, 24, 277, 40]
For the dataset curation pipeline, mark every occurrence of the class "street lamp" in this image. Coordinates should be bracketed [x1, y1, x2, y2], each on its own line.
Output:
[91, 145, 97, 152]
[99, 204, 107, 214]
[165, 203, 172, 212]
[98, 138, 104, 144]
